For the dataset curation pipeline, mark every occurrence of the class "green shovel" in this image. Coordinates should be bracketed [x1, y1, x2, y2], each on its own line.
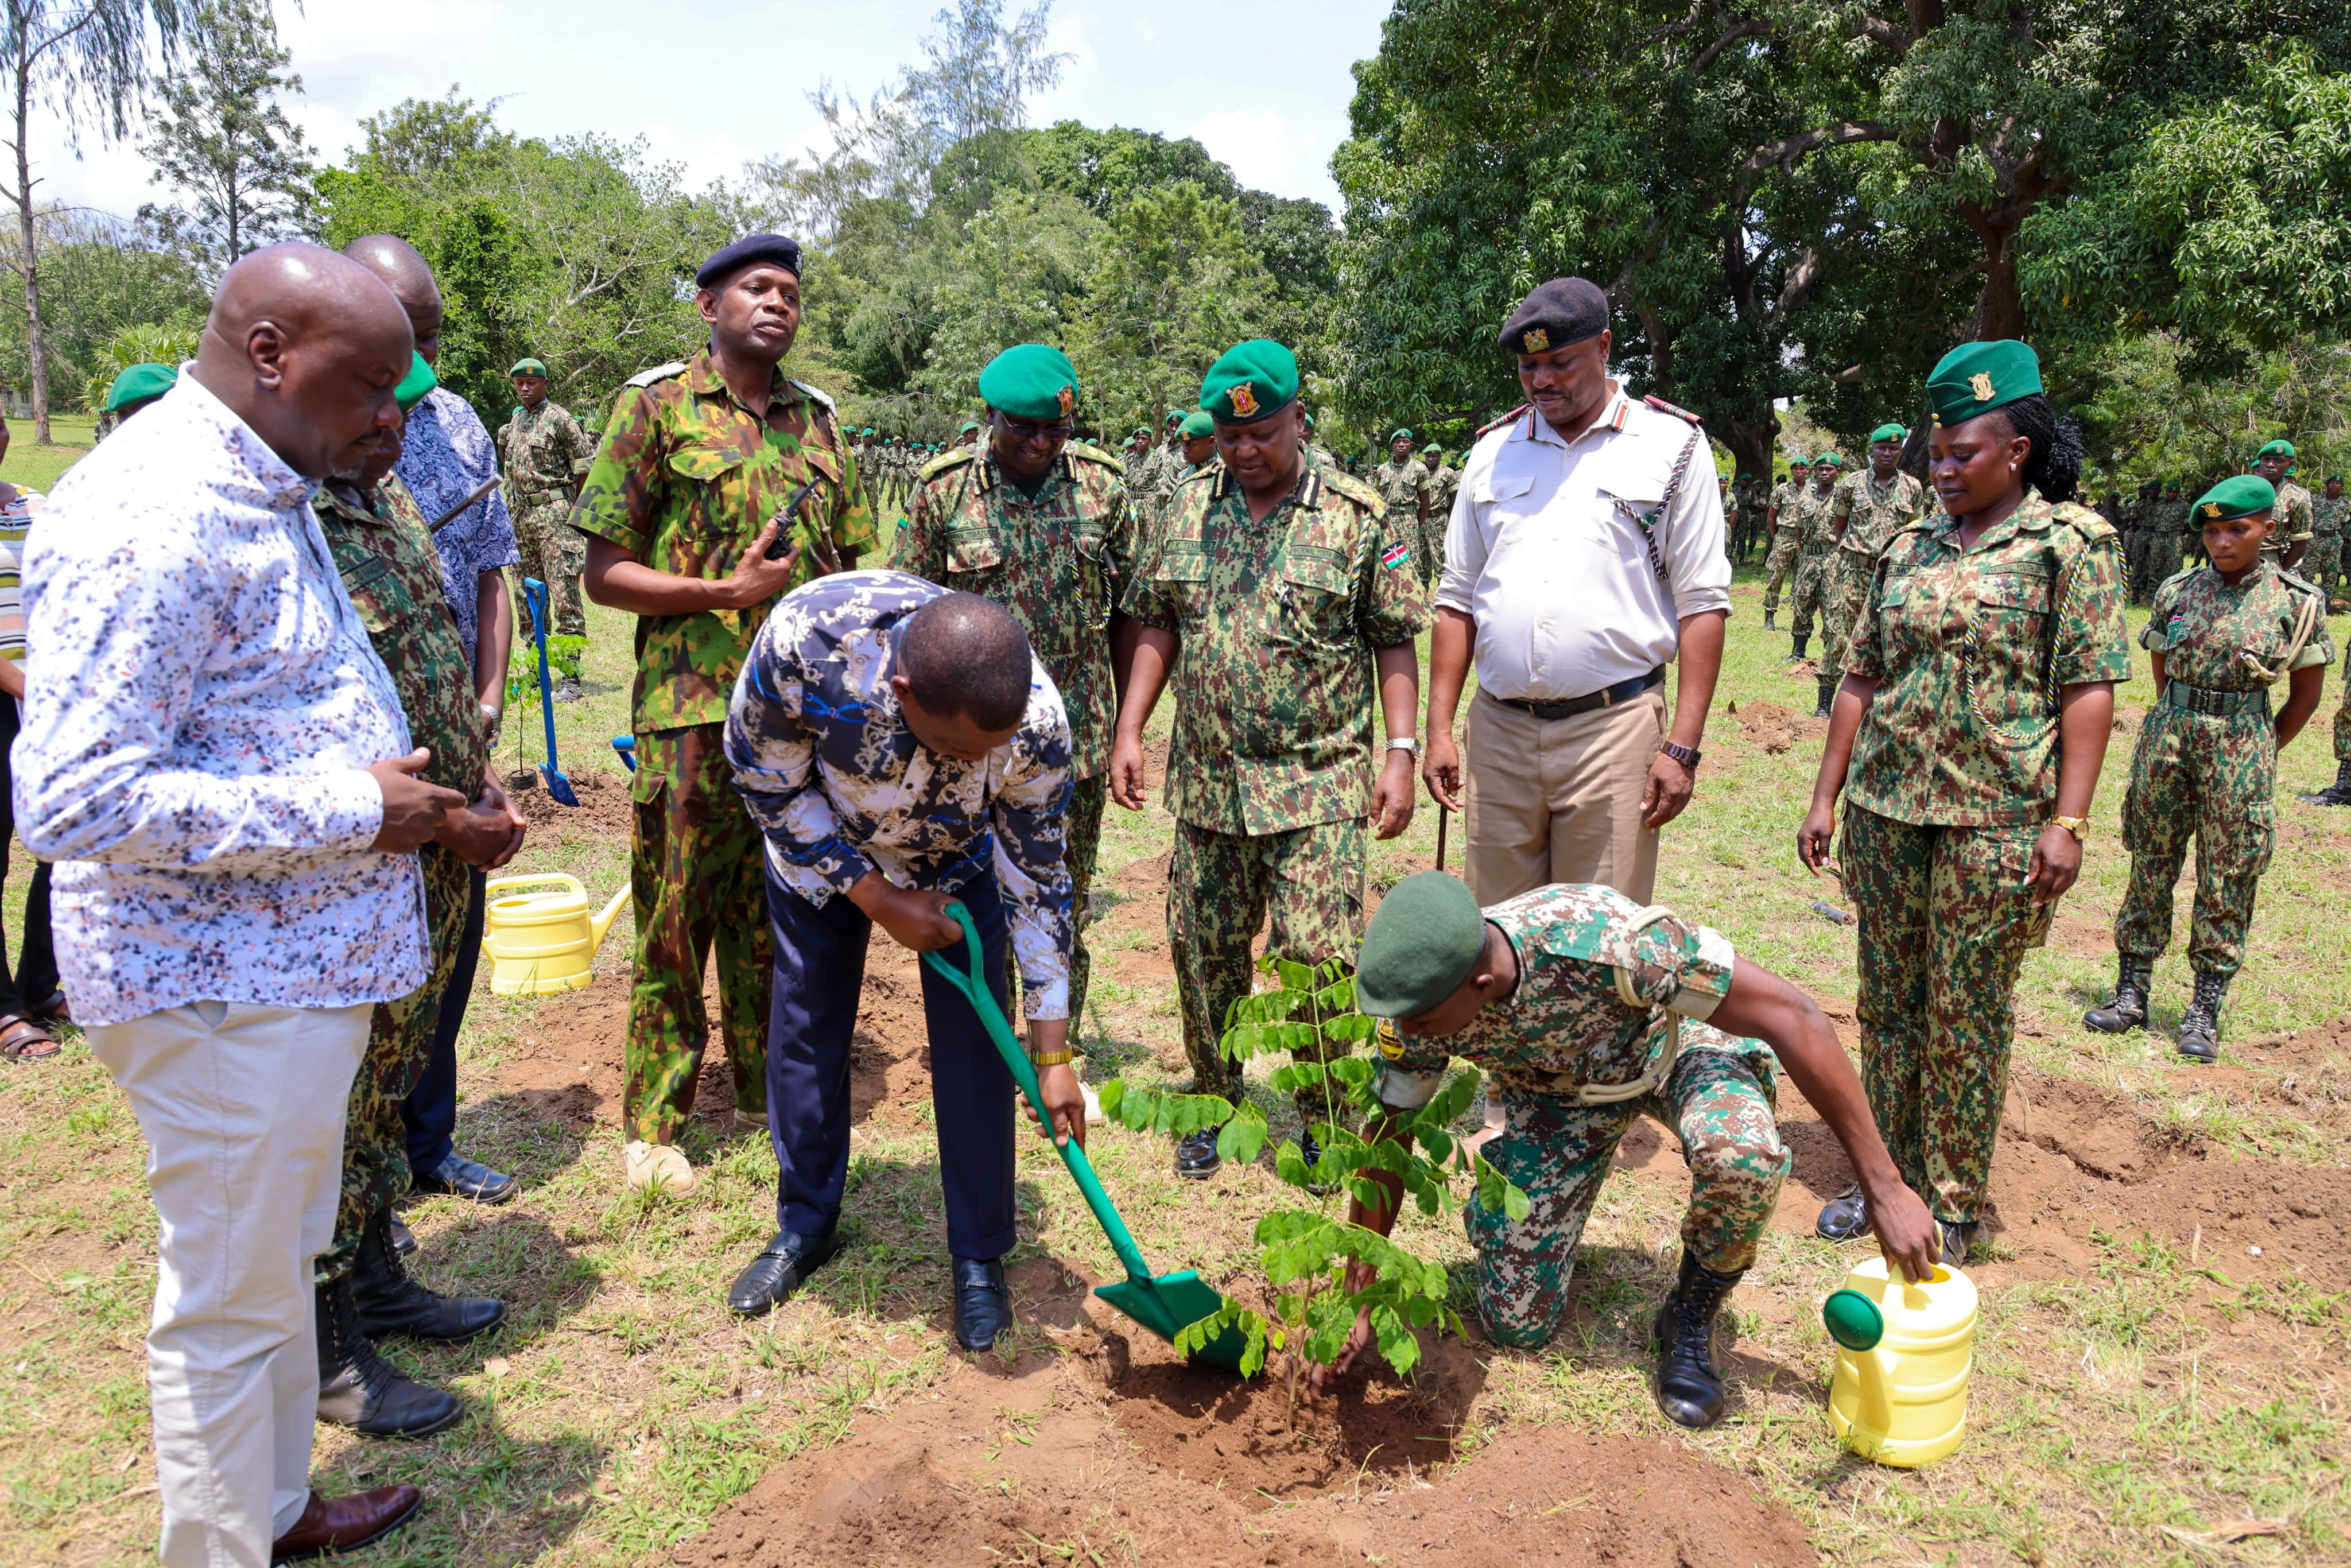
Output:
[922, 902, 1250, 1372]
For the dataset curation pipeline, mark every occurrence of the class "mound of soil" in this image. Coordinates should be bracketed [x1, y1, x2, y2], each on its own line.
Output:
[1736, 700, 1800, 755]
[508, 762, 635, 839]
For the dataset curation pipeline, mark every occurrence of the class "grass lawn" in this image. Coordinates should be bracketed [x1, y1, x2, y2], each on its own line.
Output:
[1, 538, 2346, 1564]
[5, 416, 98, 495]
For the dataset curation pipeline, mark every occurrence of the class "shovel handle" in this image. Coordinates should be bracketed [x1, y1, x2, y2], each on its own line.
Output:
[922, 903, 1154, 1282]
[524, 578, 561, 773]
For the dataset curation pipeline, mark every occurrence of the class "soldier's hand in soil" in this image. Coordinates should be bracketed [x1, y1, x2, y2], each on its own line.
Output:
[1640, 748, 1696, 829]
[1422, 732, 1463, 812]
[2026, 823, 2081, 906]
[367, 750, 470, 853]
[1796, 800, 1836, 872]
[850, 875, 964, 952]
[1034, 1057, 1087, 1150]
[1305, 1261, 1382, 1399]
[1372, 752, 1417, 839]
[713, 515, 802, 610]
[1108, 731, 1149, 811]
[1867, 1178, 1943, 1283]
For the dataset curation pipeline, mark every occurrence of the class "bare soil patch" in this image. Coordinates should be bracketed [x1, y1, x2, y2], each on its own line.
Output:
[1735, 699, 1801, 755]
[509, 762, 635, 840]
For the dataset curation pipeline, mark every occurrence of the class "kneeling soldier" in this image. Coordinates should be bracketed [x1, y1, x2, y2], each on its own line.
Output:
[1317, 873, 1938, 1428]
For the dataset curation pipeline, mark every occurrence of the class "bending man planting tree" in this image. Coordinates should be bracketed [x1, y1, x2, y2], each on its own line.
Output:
[1309, 872, 1939, 1429]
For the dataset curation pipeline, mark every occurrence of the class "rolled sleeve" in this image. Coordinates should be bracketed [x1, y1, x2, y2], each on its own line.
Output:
[2050, 530, 2133, 686]
[1357, 506, 1431, 647]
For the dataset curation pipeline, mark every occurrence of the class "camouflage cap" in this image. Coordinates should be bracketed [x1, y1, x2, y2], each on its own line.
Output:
[1200, 339, 1298, 425]
[103, 362, 177, 412]
[1356, 872, 1488, 1020]
[1926, 339, 2042, 428]
[976, 343, 1079, 422]
[2193, 475, 2275, 522]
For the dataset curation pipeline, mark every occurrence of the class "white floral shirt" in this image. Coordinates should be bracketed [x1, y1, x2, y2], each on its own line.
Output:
[14, 372, 428, 1026]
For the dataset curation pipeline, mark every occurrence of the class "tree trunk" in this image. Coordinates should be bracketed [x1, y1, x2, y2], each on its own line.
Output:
[13, 56, 49, 444]
[1721, 415, 1776, 486]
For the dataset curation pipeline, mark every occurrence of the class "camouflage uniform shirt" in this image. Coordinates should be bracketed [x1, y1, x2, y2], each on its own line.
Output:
[1795, 483, 1843, 553]
[2268, 479, 2316, 556]
[1842, 488, 2132, 825]
[1375, 883, 1759, 1109]
[1830, 468, 1928, 561]
[2311, 493, 2347, 543]
[723, 569, 1076, 1019]
[572, 348, 877, 733]
[314, 476, 491, 798]
[499, 399, 593, 495]
[1123, 462, 1428, 837]
[889, 444, 1134, 780]
[2143, 561, 2331, 693]
[1370, 457, 1429, 518]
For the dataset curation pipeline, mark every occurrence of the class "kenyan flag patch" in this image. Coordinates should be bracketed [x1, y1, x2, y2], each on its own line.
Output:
[1381, 539, 1413, 570]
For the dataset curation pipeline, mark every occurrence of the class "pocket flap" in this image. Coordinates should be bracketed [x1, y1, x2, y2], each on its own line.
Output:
[946, 533, 1004, 573]
[1281, 543, 1353, 597]
[1483, 472, 1535, 503]
[1978, 570, 2050, 610]
[668, 443, 749, 483]
[1153, 542, 1211, 582]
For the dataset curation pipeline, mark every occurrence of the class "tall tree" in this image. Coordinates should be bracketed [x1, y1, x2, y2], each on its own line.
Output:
[2, 0, 198, 442]
[137, 0, 312, 275]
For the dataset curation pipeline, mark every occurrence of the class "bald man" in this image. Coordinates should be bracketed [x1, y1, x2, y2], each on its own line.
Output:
[15, 244, 442, 1562]
[343, 236, 525, 1214]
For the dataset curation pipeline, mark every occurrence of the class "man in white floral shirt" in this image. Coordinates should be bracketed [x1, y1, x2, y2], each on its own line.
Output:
[15, 246, 470, 1567]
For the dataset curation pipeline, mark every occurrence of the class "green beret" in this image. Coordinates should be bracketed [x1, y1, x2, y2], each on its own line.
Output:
[1815, 452, 1842, 468]
[1132, 426, 1150, 437]
[1868, 422, 1906, 444]
[103, 362, 177, 412]
[959, 420, 983, 434]
[1200, 339, 1299, 425]
[2192, 475, 2275, 523]
[1789, 456, 1811, 468]
[2257, 439, 2295, 459]
[510, 358, 549, 378]
[1391, 428, 1413, 442]
[976, 343, 1077, 422]
[1303, 411, 1317, 429]
[1421, 443, 1442, 456]
[1926, 339, 2042, 428]
[1356, 873, 1487, 1020]
[1163, 407, 1184, 425]
[1177, 410, 1215, 440]
[394, 352, 437, 414]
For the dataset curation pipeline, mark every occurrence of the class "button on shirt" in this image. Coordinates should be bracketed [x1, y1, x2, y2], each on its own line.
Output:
[399, 386, 520, 663]
[1440, 387, 1730, 702]
[14, 374, 426, 1027]
[724, 570, 1076, 1019]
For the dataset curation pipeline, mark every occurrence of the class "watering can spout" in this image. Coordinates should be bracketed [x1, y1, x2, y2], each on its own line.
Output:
[589, 886, 630, 953]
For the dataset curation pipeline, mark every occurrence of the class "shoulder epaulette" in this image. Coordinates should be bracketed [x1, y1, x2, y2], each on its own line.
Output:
[1062, 440, 1126, 477]
[1643, 394, 1704, 425]
[787, 378, 836, 412]
[2280, 566, 2326, 597]
[623, 361, 688, 389]
[1475, 405, 1531, 440]
[1320, 465, 1382, 511]
[2053, 499, 2117, 540]
[918, 448, 976, 483]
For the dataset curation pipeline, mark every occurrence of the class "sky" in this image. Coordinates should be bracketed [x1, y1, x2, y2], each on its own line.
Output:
[24, 0, 1394, 225]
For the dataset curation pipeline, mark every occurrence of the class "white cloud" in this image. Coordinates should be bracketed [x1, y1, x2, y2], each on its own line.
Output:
[1186, 109, 1297, 196]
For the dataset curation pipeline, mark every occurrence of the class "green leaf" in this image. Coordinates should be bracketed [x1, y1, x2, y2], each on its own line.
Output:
[1312, 975, 1357, 1014]
[1217, 1104, 1270, 1163]
[1097, 1078, 1126, 1120]
[1322, 1013, 1379, 1043]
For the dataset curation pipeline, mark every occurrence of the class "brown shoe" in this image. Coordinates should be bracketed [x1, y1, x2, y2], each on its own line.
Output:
[270, 1484, 422, 1562]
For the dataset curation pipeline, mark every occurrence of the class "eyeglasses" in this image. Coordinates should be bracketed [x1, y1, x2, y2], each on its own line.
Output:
[999, 417, 1074, 442]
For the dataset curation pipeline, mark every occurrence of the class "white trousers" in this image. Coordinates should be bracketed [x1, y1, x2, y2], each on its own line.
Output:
[88, 1000, 370, 1568]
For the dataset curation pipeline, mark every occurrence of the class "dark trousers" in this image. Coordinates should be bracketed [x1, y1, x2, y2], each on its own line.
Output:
[404, 865, 486, 1175]
[765, 868, 1017, 1260]
[0, 700, 57, 1018]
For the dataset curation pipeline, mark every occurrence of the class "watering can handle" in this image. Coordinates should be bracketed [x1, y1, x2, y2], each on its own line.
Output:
[484, 872, 585, 900]
[922, 903, 1154, 1282]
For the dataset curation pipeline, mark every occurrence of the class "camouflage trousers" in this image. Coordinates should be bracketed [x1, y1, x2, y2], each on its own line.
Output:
[1418, 509, 1446, 588]
[1169, 816, 1364, 1123]
[1842, 805, 2051, 1225]
[319, 841, 471, 1283]
[2305, 537, 2344, 602]
[513, 491, 588, 639]
[1466, 1028, 1785, 1349]
[1821, 549, 1873, 677]
[1013, 772, 1104, 1031]
[626, 723, 773, 1144]
[2121, 530, 2150, 601]
[1760, 532, 1802, 614]
[1789, 549, 1834, 642]
[2116, 704, 2275, 977]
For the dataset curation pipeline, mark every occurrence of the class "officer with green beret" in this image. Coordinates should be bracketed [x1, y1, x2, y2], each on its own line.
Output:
[890, 344, 1137, 1039]
[1176, 409, 1218, 478]
[1112, 340, 1429, 1179]
[1306, 873, 1938, 1426]
[1817, 425, 1928, 717]
[497, 355, 596, 661]
[1801, 338, 2129, 1264]
[1421, 442, 1459, 566]
[1760, 457, 1810, 628]
[2086, 475, 2330, 1058]
[2252, 440, 2315, 570]
[1783, 452, 1843, 667]
[1370, 429, 1434, 583]
[102, 362, 177, 429]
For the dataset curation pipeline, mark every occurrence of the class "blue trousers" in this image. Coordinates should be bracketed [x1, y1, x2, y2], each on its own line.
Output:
[403, 865, 485, 1176]
[765, 868, 1018, 1260]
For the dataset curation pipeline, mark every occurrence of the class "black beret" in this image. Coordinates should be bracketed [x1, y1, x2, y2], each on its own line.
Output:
[696, 233, 804, 288]
[1497, 277, 1609, 357]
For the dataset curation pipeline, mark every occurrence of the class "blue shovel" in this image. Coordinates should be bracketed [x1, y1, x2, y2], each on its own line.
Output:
[922, 903, 1250, 1371]
[520, 577, 578, 807]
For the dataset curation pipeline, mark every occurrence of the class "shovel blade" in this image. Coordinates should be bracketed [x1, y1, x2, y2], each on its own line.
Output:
[1093, 1270, 1252, 1373]
[542, 766, 580, 808]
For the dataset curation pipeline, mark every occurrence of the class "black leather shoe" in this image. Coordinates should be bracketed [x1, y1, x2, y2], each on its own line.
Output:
[315, 1278, 462, 1439]
[1815, 1182, 1869, 1241]
[389, 1213, 416, 1256]
[351, 1211, 506, 1343]
[410, 1152, 519, 1205]
[952, 1256, 1012, 1352]
[1652, 1249, 1743, 1429]
[1938, 1219, 1971, 1268]
[726, 1229, 839, 1317]
[1174, 1125, 1222, 1180]
[1297, 1129, 1336, 1195]
[2084, 955, 2153, 1034]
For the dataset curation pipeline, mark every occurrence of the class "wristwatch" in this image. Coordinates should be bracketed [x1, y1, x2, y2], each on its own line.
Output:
[1385, 737, 1421, 756]
[479, 701, 502, 727]
[2050, 814, 2090, 842]
[1659, 740, 1703, 770]
[1029, 1050, 1074, 1068]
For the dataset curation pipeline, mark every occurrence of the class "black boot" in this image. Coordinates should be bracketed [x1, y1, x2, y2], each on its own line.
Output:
[1811, 674, 1836, 719]
[1815, 1183, 1869, 1241]
[1784, 634, 1807, 663]
[1174, 1124, 1223, 1180]
[2302, 760, 2351, 807]
[315, 1276, 462, 1438]
[2177, 972, 2229, 1062]
[351, 1209, 506, 1343]
[2083, 955, 2153, 1034]
[1651, 1250, 1744, 1429]
[1763, 608, 1778, 631]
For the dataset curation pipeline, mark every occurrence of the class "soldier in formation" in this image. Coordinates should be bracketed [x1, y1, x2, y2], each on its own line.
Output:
[1815, 424, 1927, 718]
[2119, 479, 2159, 603]
[2309, 473, 2346, 607]
[2252, 440, 2314, 569]
[1370, 429, 1434, 582]
[575, 234, 876, 1197]
[1799, 339, 2128, 1267]
[2143, 481, 2190, 595]
[1760, 457, 1809, 630]
[1783, 452, 1841, 663]
[2085, 476, 2330, 1060]
[1111, 340, 1426, 1180]
[498, 358, 595, 666]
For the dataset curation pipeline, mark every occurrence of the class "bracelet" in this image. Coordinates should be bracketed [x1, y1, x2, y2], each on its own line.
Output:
[1385, 736, 1420, 756]
[1029, 1050, 1074, 1068]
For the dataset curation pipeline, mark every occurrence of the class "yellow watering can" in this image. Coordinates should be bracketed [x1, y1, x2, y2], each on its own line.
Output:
[1823, 1255, 1977, 1467]
[480, 874, 629, 997]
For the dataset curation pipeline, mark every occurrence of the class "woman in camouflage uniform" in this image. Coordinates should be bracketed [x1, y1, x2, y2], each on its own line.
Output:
[1798, 340, 2131, 1266]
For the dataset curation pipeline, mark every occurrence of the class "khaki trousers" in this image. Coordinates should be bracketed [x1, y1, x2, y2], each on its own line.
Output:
[1464, 686, 1666, 906]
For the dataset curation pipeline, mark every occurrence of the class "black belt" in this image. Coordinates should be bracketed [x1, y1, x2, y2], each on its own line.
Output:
[2162, 682, 2269, 718]
[1488, 667, 1665, 723]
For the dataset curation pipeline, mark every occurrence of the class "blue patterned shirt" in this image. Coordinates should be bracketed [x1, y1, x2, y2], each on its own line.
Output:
[723, 569, 1076, 1019]
[398, 386, 519, 661]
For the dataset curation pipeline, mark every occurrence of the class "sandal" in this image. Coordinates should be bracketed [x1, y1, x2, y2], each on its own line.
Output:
[0, 1015, 60, 1061]
[28, 991, 68, 1023]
